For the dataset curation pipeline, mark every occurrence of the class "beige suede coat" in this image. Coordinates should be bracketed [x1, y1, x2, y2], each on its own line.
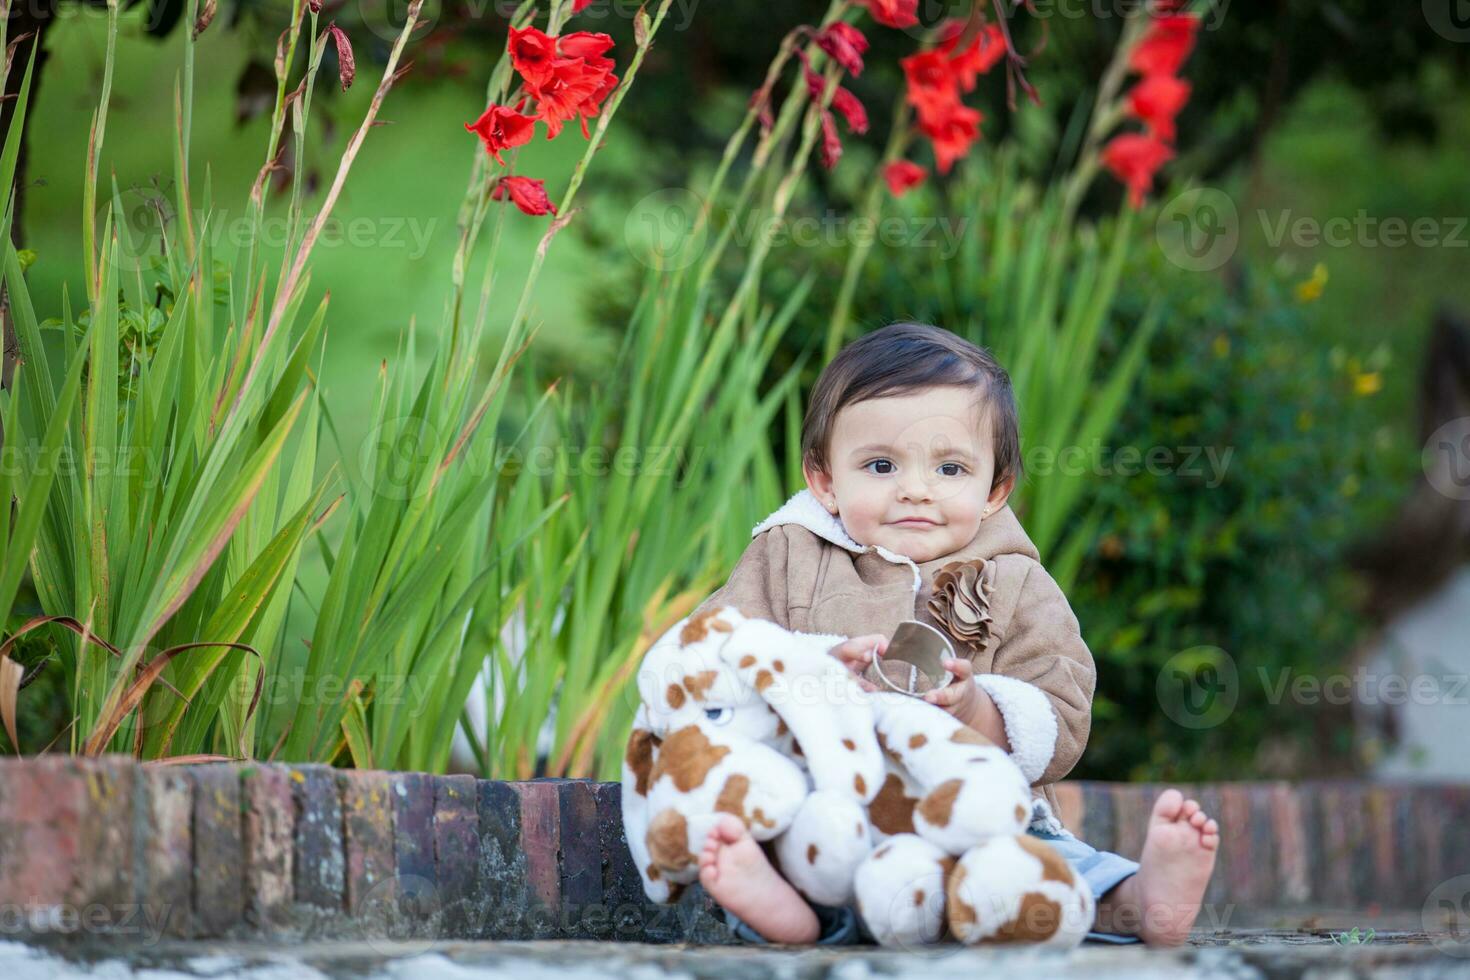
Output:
[690, 488, 1097, 830]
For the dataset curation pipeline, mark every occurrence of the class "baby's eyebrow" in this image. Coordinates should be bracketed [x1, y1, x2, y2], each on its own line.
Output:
[851, 442, 976, 463]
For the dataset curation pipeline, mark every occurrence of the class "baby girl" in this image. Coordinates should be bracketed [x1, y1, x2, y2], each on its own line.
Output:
[689, 321, 1219, 946]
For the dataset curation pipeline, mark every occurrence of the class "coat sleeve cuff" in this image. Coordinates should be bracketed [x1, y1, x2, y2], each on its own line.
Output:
[973, 673, 1058, 784]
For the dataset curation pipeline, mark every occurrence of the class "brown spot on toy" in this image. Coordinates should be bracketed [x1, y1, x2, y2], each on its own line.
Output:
[1015, 804, 1027, 823]
[651, 725, 731, 791]
[869, 774, 917, 835]
[681, 607, 735, 645]
[873, 844, 892, 860]
[950, 726, 990, 746]
[755, 669, 774, 692]
[739, 655, 756, 669]
[853, 773, 867, 796]
[917, 779, 962, 828]
[667, 881, 688, 904]
[946, 864, 977, 927]
[807, 843, 819, 864]
[855, 822, 864, 836]
[625, 729, 659, 796]
[913, 888, 925, 906]
[666, 683, 686, 710]
[683, 670, 719, 702]
[773, 659, 785, 672]
[775, 718, 789, 737]
[791, 739, 805, 759]
[991, 891, 1063, 942]
[908, 733, 927, 749]
[1017, 835, 1075, 884]
[647, 864, 661, 881]
[714, 774, 775, 830]
[646, 810, 695, 871]
[842, 738, 857, 751]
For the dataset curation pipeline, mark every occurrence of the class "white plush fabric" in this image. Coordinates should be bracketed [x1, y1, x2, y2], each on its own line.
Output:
[620, 605, 1089, 949]
[972, 673, 1060, 785]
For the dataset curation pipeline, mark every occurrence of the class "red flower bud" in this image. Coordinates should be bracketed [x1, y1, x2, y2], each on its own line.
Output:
[1126, 72, 1191, 142]
[491, 175, 558, 216]
[1100, 132, 1174, 208]
[816, 22, 868, 77]
[1128, 13, 1200, 76]
[862, 0, 917, 29]
[831, 86, 868, 135]
[325, 23, 354, 92]
[819, 109, 842, 170]
[883, 160, 927, 197]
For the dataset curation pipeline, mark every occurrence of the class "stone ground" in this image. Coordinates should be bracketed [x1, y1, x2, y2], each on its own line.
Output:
[4, 928, 1469, 980]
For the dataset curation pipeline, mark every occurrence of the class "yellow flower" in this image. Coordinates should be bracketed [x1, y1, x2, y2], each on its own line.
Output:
[1353, 372, 1382, 396]
[1212, 334, 1230, 358]
[1295, 263, 1328, 302]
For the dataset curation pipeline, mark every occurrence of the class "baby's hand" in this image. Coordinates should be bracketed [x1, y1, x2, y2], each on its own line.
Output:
[923, 657, 981, 723]
[828, 634, 886, 693]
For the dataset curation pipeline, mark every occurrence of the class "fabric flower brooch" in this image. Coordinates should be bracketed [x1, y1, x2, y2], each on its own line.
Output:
[926, 557, 998, 658]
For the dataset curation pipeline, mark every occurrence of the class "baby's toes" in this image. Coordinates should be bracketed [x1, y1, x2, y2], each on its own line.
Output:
[1180, 798, 1200, 821]
[1188, 808, 1209, 828]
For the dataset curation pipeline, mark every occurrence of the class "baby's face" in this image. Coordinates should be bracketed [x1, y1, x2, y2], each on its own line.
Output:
[804, 385, 1012, 564]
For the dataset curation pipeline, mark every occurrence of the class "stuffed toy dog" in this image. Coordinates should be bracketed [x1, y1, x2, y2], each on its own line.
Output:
[620, 604, 1094, 948]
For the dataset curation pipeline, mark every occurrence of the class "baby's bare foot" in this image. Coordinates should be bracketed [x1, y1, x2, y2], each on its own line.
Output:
[1106, 788, 1219, 946]
[698, 814, 819, 944]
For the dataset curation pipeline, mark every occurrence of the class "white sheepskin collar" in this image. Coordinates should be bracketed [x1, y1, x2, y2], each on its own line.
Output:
[751, 489, 922, 591]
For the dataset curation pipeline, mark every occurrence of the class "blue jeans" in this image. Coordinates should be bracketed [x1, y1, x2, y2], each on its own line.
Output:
[723, 827, 1141, 946]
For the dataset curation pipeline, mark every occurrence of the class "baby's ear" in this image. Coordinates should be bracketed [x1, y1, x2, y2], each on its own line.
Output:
[987, 472, 1016, 512]
[803, 460, 836, 512]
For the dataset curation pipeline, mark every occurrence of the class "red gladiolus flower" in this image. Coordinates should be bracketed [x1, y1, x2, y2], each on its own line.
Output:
[1100, 132, 1174, 208]
[831, 86, 868, 134]
[559, 30, 614, 63]
[883, 160, 927, 196]
[816, 22, 868, 77]
[492, 175, 558, 215]
[863, 0, 918, 29]
[940, 21, 1005, 92]
[1128, 14, 1200, 76]
[819, 110, 843, 170]
[464, 104, 537, 164]
[509, 25, 558, 88]
[527, 56, 616, 140]
[1127, 72, 1191, 141]
[919, 102, 982, 174]
[901, 49, 960, 125]
[572, 0, 594, 11]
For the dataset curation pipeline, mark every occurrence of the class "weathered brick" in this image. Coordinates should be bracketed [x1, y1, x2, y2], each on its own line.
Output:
[77, 755, 134, 911]
[1052, 782, 1084, 836]
[0, 754, 85, 919]
[391, 771, 437, 935]
[1270, 782, 1309, 905]
[1219, 784, 1253, 905]
[1366, 786, 1397, 906]
[1194, 784, 1228, 910]
[1109, 783, 1151, 862]
[476, 778, 527, 939]
[1079, 781, 1115, 853]
[1246, 783, 1281, 906]
[516, 779, 562, 938]
[558, 779, 603, 939]
[594, 781, 646, 941]
[433, 774, 480, 937]
[190, 764, 244, 936]
[136, 765, 193, 938]
[289, 764, 344, 911]
[338, 769, 394, 930]
[240, 763, 293, 930]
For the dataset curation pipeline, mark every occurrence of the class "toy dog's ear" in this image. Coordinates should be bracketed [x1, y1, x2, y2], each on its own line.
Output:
[620, 706, 673, 903]
[717, 619, 884, 804]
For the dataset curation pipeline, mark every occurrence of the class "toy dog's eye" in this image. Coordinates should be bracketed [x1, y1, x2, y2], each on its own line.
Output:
[704, 706, 734, 725]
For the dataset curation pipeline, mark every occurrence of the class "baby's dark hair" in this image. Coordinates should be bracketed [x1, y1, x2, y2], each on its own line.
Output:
[800, 322, 1022, 492]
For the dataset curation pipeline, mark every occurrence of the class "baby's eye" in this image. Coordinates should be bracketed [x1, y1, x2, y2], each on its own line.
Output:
[938, 462, 966, 477]
[704, 706, 734, 725]
[864, 459, 896, 475]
